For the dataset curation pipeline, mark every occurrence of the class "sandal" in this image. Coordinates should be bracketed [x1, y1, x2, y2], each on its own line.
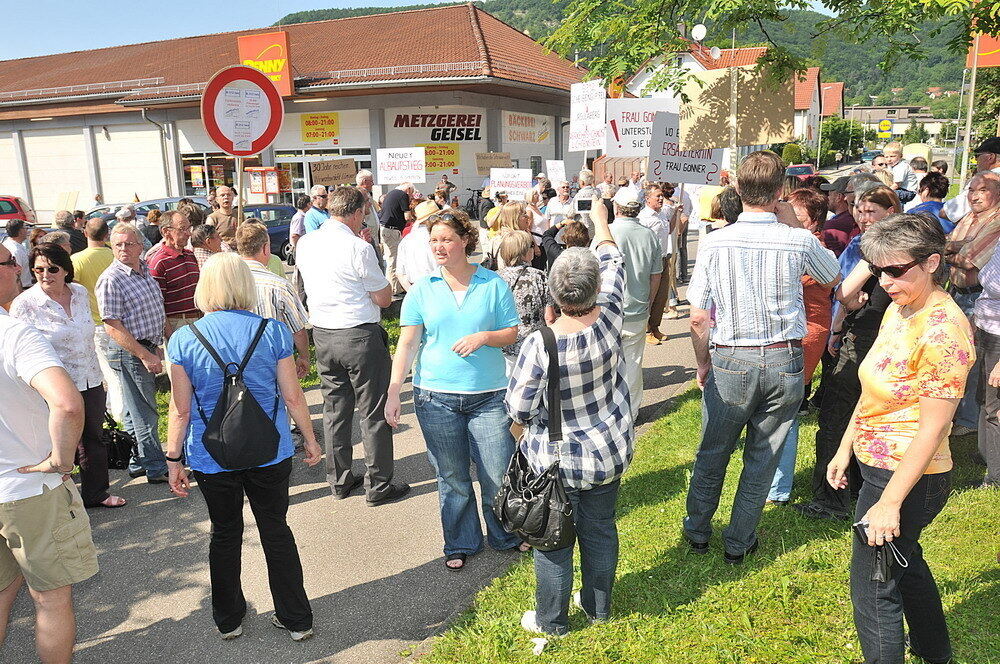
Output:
[97, 495, 127, 508]
[444, 553, 466, 571]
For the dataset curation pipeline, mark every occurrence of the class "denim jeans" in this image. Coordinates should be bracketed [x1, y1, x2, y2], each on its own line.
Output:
[851, 463, 951, 664]
[976, 327, 1000, 486]
[768, 415, 799, 502]
[684, 344, 803, 554]
[951, 290, 981, 429]
[413, 387, 521, 554]
[106, 340, 168, 478]
[533, 480, 620, 635]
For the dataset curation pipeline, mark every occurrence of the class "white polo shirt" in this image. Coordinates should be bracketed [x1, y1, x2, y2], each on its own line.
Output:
[638, 204, 675, 256]
[0, 309, 66, 503]
[295, 219, 389, 329]
[397, 223, 436, 286]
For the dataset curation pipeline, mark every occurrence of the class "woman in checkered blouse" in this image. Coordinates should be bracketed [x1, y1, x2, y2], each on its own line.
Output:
[506, 197, 634, 637]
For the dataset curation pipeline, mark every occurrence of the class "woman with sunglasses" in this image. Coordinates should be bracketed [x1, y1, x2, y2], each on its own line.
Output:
[827, 213, 972, 664]
[10, 243, 125, 508]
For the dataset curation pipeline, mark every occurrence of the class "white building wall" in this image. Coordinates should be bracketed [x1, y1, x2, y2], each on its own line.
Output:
[23, 127, 91, 220]
[94, 124, 167, 204]
[0, 134, 23, 198]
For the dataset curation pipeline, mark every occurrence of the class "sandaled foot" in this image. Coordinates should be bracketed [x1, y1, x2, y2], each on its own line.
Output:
[445, 553, 467, 571]
[88, 495, 127, 508]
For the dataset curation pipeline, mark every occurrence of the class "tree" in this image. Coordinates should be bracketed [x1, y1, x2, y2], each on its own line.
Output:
[818, 116, 865, 157]
[902, 119, 931, 144]
[781, 143, 802, 165]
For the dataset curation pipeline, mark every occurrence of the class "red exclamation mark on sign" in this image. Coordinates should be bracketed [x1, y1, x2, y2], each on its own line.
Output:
[610, 119, 621, 147]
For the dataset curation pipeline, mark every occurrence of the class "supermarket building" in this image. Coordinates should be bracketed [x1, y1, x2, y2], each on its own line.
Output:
[0, 4, 586, 220]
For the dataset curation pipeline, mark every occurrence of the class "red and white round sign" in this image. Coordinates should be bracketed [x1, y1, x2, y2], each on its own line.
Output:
[200, 65, 284, 157]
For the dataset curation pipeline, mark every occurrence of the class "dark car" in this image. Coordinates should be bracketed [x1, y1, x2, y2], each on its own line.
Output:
[0, 195, 38, 228]
[861, 150, 883, 164]
[785, 164, 816, 180]
[243, 204, 295, 260]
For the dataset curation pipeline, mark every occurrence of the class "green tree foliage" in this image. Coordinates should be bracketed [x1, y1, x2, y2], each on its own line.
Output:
[901, 119, 931, 144]
[818, 116, 865, 157]
[781, 143, 802, 165]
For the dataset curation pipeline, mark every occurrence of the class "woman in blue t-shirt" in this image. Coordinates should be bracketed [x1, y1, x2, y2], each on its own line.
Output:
[385, 210, 526, 571]
[164, 252, 322, 641]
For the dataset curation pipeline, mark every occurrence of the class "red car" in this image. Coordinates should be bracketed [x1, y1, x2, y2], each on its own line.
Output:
[0, 195, 37, 227]
[786, 164, 816, 181]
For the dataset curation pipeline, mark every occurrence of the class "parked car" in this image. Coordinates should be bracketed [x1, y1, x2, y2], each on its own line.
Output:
[0, 195, 38, 228]
[785, 164, 816, 180]
[85, 204, 125, 220]
[86, 196, 212, 222]
[861, 150, 883, 163]
[243, 204, 295, 260]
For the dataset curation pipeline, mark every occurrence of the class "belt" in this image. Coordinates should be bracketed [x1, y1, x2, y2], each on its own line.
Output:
[169, 312, 203, 319]
[713, 339, 802, 350]
[951, 284, 983, 295]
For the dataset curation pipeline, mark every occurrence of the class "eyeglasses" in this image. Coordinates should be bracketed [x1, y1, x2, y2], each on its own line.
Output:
[868, 257, 924, 279]
[33, 265, 61, 274]
[0, 257, 17, 267]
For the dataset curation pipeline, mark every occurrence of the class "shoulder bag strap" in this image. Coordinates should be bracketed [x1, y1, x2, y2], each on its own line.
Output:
[189, 322, 229, 373]
[238, 318, 270, 375]
[539, 326, 562, 445]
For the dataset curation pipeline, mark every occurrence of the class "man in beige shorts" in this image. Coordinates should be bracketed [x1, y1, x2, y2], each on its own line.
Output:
[0, 242, 98, 662]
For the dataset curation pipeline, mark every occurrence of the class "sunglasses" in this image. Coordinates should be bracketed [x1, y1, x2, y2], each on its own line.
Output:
[33, 265, 61, 274]
[0, 257, 17, 268]
[868, 256, 923, 279]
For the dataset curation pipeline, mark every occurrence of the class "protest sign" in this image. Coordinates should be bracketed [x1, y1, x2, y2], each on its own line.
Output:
[476, 152, 513, 176]
[568, 80, 606, 152]
[605, 99, 670, 157]
[310, 158, 357, 187]
[646, 112, 723, 186]
[376, 147, 426, 185]
[489, 168, 533, 201]
[544, 160, 566, 186]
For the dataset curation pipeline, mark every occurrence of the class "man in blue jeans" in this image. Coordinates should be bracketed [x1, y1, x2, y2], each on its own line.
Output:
[96, 223, 169, 482]
[684, 150, 841, 563]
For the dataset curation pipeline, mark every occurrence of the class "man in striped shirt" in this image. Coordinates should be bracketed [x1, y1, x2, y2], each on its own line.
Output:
[683, 150, 841, 564]
[147, 211, 201, 337]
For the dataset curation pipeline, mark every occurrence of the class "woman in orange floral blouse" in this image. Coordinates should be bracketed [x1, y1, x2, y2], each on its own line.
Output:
[827, 213, 973, 664]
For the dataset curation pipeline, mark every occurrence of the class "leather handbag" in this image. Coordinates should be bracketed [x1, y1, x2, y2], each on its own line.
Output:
[493, 325, 576, 552]
[103, 412, 138, 470]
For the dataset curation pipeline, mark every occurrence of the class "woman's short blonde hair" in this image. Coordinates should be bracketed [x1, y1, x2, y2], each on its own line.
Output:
[499, 230, 534, 266]
[195, 252, 257, 313]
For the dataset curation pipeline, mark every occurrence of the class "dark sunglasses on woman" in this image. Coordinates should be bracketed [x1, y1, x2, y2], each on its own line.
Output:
[868, 257, 923, 279]
[33, 266, 62, 274]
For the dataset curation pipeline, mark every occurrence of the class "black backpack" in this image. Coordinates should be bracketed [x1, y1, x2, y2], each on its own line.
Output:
[189, 318, 281, 470]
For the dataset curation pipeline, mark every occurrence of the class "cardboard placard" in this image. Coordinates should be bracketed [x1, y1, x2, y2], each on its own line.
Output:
[544, 160, 567, 186]
[310, 158, 358, 187]
[476, 152, 513, 176]
[568, 79, 606, 152]
[489, 168, 533, 201]
[605, 99, 673, 157]
[646, 112, 723, 186]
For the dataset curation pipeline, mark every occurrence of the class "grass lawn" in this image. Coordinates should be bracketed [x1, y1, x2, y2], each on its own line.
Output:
[418, 389, 1000, 664]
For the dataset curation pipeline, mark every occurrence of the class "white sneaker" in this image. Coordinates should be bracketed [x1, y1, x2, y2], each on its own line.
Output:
[219, 625, 243, 640]
[573, 590, 600, 624]
[271, 615, 314, 641]
[521, 610, 544, 634]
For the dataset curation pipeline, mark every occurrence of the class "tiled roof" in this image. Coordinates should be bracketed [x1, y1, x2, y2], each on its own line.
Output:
[794, 66, 820, 111]
[0, 3, 583, 106]
[688, 44, 768, 70]
[821, 82, 844, 117]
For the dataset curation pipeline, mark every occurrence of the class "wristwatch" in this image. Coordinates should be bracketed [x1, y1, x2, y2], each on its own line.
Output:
[165, 454, 183, 463]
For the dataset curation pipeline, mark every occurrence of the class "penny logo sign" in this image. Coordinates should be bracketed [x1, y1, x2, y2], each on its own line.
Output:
[237, 32, 293, 97]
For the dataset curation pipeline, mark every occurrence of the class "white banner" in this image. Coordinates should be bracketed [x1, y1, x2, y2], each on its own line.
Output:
[502, 111, 553, 145]
[489, 168, 533, 202]
[544, 160, 566, 186]
[568, 80, 606, 152]
[376, 147, 426, 185]
[645, 112, 722, 186]
[605, 99, 672, 157]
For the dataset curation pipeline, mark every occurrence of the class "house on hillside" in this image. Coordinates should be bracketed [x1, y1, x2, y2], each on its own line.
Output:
[927, 86, 943, 98]
[821, 82, 844, 119]
[793, 66, 822, 147]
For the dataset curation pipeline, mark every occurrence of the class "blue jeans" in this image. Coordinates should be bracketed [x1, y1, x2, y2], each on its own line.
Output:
[413, 387, 521, 555]
[951, 290, 981, 429]
[533, 480, 620, 635]
[768, 415, 800, 502]
[106, 341, 168, 478]
[684, 344, 803, 554]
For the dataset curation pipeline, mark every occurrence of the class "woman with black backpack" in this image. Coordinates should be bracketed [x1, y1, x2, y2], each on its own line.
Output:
[164, 252, 322, 642]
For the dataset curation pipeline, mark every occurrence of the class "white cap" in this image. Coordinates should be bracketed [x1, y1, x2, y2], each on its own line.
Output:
[612, 187, 640, 206]
[536, 172, 546, 179]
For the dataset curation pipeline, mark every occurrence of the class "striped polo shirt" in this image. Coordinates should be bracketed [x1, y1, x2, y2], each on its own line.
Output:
[148, 245, 200, 317]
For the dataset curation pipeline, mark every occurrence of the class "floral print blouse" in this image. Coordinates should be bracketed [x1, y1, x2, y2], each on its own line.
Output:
[854, 293, 974, 473]
[497, 265, 552, 357]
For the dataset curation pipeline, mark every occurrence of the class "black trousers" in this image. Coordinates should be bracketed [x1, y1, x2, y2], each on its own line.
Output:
[193, 458, 312, 633]
[78, 385, 110, 506]
[810, 331, 872, 514]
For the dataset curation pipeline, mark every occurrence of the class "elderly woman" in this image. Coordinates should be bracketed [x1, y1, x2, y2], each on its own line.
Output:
[828, 213, 972, 664]
[506, 194, 631, 637]
[496, 230, 555, 373]
[10, 243, 124, 508]
[385, 210, 524, 571]
[165, 252, 322, 641]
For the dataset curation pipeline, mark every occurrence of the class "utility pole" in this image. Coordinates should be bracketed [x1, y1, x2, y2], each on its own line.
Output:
[960, 33, 981, 192]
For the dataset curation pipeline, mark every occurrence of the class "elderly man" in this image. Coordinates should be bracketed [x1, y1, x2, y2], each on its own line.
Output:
[297, 186, 408, 506]
[356, 169, 380, 244]
[303, 184, 330, 234]
[190, 224, 222, 268]
[96, 223, 169, 483]
[39, 231, 72, 255]
[396, 200, 440, 292]
[53, 210, 87, 254]
[147, 211, 200, 338]
[685, 151, 840, 562]
[0, 241, 97, 663]
[235, 222, 311, 379]
[544, 181, 574, 226]
[638, 186, 677, 344]
[378, 182, 414, 295]
[943, 137, 1000, 222]
[206, 186, 243, 243]
[571, 169, 599, 233]
[2, 219, 31, 289]
[605, 187, 662, 419]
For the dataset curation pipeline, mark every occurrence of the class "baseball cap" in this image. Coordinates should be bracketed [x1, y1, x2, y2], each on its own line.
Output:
[820, 176, 851, 193]
[612, 187, 640, 206]
[974, 137, 1000, 155]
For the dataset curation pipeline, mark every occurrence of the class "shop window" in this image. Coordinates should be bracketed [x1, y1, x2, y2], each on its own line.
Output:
[182, 152, 261, 197]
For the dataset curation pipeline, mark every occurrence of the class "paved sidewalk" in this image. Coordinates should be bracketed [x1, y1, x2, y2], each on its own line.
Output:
[2, 256, 699, 664]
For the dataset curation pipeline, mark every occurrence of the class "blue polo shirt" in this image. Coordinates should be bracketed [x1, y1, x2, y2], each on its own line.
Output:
[166, 310, 294, 474]
[304, 206, 329, 233]
[400, 266, 520, 393]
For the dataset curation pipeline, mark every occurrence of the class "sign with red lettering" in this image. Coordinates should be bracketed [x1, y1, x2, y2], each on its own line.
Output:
[489, 168, 533, 201]
[645, 112, 722, 186]
[201, 65, 284, 157]
[568, 80, 606, 152]
[606, 99, 672, 157]
[501, 111, 552, 145]
[376, 147, 426, 185]
[391, 113, 483, 141]
[237, 32, 293, 97]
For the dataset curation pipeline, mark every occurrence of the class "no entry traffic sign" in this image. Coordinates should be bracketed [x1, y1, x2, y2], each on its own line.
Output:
[201, 65, 284, 157]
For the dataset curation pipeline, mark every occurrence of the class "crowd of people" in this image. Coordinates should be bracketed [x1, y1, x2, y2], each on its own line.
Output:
[0, 135, 997, 662]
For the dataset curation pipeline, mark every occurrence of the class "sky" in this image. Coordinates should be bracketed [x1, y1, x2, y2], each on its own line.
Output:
[2, 0, 833, 61]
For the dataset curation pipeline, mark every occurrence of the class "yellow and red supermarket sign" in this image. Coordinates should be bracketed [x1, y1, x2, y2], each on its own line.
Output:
[237, 31, 293, 96]
[967, 34, 1000, 69]
[417, 143, 461, 172]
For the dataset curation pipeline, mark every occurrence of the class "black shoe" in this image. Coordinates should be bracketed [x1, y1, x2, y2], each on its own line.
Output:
[366, 482, 411, 507]
[333, 476, 364, 500]
[146, 475, 169, 484]
[723, 539, 759, 565]
[683, 533, 709, 555]
[128, 469, 146, 479]
[791, 501, 851, 521]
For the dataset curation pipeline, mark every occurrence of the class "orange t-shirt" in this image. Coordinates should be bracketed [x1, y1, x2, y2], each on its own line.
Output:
[853, 294, 974, 473]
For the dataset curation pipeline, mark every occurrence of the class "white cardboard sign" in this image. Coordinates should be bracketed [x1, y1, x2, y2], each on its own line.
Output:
[544, 160, 567, 186]
[645, 112, 723, 186]
[568, 80, 606, 152]
[489, 168, 534, 201]
[376, 147, 426, 185]
[605, 99, 673, 157]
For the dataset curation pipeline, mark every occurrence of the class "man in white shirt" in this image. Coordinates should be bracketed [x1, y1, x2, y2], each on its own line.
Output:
[943, 137, 1000, 222]
[295, 186, 410, 507]
[397, 200, 439, 292]
[0, 242, 97, 662]
[638, 186, 678, 342]
[544, 181, 574, 226]
[1, 220, 30, 289]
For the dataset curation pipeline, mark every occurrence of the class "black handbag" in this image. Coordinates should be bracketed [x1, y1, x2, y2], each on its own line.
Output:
[493, 325, 576, 552]
[103, 412, 137, 470]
